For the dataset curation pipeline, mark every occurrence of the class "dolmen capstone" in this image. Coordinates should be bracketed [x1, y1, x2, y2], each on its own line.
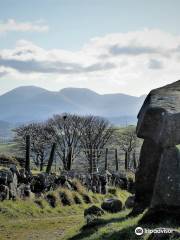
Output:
[132, 80, 180, 223]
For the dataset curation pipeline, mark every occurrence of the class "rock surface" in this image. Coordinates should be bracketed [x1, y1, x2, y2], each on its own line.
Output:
[125, 195, 135, 209]
[101, 198, 122, 213]
[84, 205, 104, 217]
[133, 80, 180, 219]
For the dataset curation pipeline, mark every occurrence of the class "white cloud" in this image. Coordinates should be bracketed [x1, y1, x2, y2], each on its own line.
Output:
[0, 29, 180, 96]
[0, 19, 49, 33]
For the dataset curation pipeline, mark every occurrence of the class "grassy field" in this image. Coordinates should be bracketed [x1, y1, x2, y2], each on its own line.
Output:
[0, 143, 17, 156]
[0, 189, 179, 240]
[0, 189, 138, 240]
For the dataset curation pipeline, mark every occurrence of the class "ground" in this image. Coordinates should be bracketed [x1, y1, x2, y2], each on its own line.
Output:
[0, 203, 141, 240]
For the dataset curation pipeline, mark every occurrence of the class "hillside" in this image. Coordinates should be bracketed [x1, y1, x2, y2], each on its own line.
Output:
[0, 86, 146, 125]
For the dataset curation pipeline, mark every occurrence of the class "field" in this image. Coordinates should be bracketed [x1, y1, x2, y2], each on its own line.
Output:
[0, 189, 139, 240]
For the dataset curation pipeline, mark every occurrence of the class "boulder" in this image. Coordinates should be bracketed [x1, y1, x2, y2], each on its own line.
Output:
[133, 80, 180, 216]
[84, 205, 104, 217]
[134, 139, 163, 211]
[0, 184, 9, 201]
[151, 146, 180, 208]
[137, 80, 180, 147]
[125, 195, 135, 209]
[101, 198, 122, 213]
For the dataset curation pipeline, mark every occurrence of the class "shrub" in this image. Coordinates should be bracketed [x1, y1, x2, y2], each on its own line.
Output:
[71, 179, 86, 194]
[82, 193, 93, 204]
[108, 187, 117, 196]
[72, 192, 83, 204]
[0, 154, 19, 166]
[59, 188, 75, 206]
[45, 192, 58, 208]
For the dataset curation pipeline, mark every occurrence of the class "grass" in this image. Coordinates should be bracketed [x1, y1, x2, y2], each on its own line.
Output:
[0, 143, 17, 155]
[0, 188, 136, 240]
[1, 188, 179, 240]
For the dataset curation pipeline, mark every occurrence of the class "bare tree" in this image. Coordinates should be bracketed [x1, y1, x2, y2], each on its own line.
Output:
[80, 116, 114, 173]
[115, 126, 139, 170]
[13, 122, 51, 171]
[47, 114, 84, 171]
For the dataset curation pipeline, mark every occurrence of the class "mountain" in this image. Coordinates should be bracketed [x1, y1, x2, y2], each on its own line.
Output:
[0, 86, 146, 126]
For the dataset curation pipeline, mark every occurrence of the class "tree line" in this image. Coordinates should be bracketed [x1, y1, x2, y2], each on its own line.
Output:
[13, 114, 140, 173]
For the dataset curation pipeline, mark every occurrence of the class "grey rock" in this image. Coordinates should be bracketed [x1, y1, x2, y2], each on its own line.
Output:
[84, 205, 104, 217]
[125, 195, 135, 209]
[137, 80, 180, 147]
[135, 139, 162, 210]
[151, 146, 180, 208]
[101, 198, 122, 213]
[133, 80, 180, 217]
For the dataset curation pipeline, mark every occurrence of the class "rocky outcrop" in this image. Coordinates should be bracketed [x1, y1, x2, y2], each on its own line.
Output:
[133, 80, 180, 221]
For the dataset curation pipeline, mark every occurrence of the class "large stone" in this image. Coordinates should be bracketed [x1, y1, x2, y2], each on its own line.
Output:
[84, 205, 104, 217]
[134, 139, 162, 211]
[137, 80, 180, 147]
[151, 146, 180, 208]
[133, 80, 180, 216]
[101, 198, 122, 213]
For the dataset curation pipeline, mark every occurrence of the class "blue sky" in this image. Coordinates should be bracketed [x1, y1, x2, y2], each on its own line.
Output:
[0, 0, 180, 95]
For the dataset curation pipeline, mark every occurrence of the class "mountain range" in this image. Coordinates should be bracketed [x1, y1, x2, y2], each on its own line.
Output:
[0, 86, 146, 136]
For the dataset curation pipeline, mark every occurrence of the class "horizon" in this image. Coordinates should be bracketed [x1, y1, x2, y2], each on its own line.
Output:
[1, 1, 180, 96]
[0, 84, 148, 97]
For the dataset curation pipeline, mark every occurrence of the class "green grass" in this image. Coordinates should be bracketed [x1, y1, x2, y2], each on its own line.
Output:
[1, 189, 178, 240]
[0, 143, 17, 155]
[0, 188, 136, 240]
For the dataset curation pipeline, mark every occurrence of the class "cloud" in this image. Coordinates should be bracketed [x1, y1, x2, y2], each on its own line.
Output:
[0, 19, 49, 33]
[109, 45, 160, 56]
[148, 59, 163, 69]
[1, 29, 180, 96]
[0, 57, 115, 74]
[0, 70, 8, 78]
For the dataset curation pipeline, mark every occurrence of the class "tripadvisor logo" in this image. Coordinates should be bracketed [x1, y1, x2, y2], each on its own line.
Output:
[135, 227, 144, 236]
[135, 227, 173, 235]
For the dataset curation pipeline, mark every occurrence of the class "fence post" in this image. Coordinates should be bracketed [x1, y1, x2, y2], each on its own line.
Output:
[115, 148, 118, 171]
[125, 151, 128, 170]
[46, 143, 56, 174]
[105, 148, 108, 170]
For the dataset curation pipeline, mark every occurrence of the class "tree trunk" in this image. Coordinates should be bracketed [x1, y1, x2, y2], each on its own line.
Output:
[133, 151, 137, 170]
[66, 147, 73, 171]
[40, 153, 44, 171]
[25, 135, 30, 173]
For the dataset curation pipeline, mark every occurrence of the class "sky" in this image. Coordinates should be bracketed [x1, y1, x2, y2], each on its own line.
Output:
[0, 0, 180, 96]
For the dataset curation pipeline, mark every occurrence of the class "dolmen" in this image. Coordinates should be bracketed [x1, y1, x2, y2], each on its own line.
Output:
[131, 80, 180, 223]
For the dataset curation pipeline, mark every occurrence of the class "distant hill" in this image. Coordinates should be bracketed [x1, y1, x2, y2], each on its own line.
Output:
[0, 86, 146, 126]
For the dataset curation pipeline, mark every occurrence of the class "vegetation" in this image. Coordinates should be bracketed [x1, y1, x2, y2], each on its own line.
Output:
[0, 188, 135, 240]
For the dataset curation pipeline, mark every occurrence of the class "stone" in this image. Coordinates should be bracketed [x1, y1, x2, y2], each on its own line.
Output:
[0, 184, 9, 201]
[151, 146, 180, 208]
[125, 195, 135, 209]
[84, 205, 104, 217]
[101, 198, 122, 213]
[137, 80, 180, 147]
[134, 139, 163, 211]
[133, 80, 180, 217]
